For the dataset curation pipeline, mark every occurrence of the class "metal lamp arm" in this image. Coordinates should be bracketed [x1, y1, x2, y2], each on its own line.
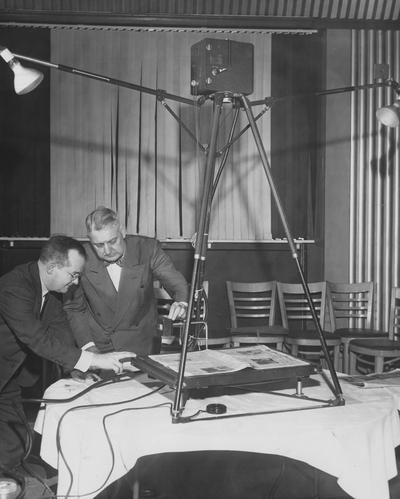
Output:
[11, 51, 199, 107]
[250, 79, 400, 107]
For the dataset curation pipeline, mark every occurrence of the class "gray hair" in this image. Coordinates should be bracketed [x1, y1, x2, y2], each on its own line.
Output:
[85, 206, 120, 233]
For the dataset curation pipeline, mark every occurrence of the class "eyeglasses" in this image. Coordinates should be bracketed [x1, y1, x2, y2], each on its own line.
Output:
[65, 270, 82, 281]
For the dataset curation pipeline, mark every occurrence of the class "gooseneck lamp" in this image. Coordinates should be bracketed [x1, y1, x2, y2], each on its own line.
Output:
[0, 46, 43, 95]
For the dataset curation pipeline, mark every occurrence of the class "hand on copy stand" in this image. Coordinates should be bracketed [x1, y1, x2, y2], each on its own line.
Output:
[70, 369, 102, 383]
[90, 351, 138, 374]
[168, 301, 188, 321]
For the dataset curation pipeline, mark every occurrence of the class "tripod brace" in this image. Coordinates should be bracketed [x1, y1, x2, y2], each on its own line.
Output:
[172, 91, 345, 421]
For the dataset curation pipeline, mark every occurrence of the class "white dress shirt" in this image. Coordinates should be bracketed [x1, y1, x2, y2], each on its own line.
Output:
[106, 262, 122, 290]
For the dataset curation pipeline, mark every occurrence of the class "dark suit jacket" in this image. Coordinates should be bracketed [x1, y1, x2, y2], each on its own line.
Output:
[0, 262, 81, 392]
[64, 235, 188, 355]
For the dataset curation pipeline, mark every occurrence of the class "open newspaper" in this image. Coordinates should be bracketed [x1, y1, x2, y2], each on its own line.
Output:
[341, 369, 400, 388]
[148, 345, 309, 377]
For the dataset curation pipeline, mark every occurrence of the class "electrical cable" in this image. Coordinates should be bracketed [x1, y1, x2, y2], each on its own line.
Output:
[20, 459, 56, 499]
[11, 399, 33, 463]
[0, 393, 52, 498]
[2, 372, 141, 498]
[21, 371, 140, 405]
[55, 385, 166, 498]
[88, 401, 172, 499]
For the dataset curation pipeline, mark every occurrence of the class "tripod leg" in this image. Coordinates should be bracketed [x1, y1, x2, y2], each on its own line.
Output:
[172, 94, 225, 420]
[240, 95, 344, 403]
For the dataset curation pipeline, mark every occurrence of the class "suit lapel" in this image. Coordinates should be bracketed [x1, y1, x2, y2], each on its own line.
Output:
[113, 241, 144, 328]
[114, 265, 143, 327]
[85, 250, 118, 313]
[31, 262, 45, 319]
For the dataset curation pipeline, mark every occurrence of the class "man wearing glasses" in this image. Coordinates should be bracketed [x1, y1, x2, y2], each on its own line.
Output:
[63, 206, 189, 356]
[0, 235, 137, 474]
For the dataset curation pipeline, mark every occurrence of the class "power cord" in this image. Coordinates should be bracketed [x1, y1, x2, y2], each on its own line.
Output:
[56, 385, 168, 498]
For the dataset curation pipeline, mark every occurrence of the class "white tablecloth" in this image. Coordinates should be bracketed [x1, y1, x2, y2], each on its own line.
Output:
[34, 373, 400, 499]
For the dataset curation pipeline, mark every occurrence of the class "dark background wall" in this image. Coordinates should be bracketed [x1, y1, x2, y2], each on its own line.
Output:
[0, 27, 50, 236]
[0, 241, 312, 336]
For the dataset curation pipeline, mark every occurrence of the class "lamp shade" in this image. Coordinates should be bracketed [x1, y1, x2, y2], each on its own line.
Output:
[0, 47, 43, 95]
[11, 59, 43, 95]
[376, 100, 400, 128]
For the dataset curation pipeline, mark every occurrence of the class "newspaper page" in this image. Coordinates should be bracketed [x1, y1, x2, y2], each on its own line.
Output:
[220, 345, 310, 369]
[149, 345, 308, 377]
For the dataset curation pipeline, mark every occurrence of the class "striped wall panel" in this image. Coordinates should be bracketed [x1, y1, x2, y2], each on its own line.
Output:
[351, 29, 400, 329]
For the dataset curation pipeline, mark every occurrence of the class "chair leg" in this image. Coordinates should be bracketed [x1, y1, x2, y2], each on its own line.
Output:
[342, 343, 350, 374]
[333, 345, 341, 371]
[375, 356, 384, 374]
[349, 351, 357, 374]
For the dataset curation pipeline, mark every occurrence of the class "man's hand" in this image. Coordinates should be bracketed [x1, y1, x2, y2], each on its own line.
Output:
[168, 301, 188, 321]
[70, 369, 102, 383]
[90, 351, 137, 374]
[84, 344, 101, 354]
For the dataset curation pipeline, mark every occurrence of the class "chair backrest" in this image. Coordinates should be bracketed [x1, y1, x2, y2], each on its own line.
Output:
[327, 281, 374, 330]
[226, 281, 278, 328]
[389, 286, 400, 341]
[276, 281, 330, 330]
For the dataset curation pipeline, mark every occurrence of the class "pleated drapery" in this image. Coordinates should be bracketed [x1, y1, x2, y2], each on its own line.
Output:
[50, 27, 276, 239]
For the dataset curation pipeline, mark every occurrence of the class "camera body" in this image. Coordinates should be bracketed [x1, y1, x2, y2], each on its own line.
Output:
[190, 39, 254, 96]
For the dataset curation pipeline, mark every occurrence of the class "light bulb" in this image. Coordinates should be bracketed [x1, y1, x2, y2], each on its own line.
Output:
[376, 100, 400, 128]
[0, 47, 43, 95]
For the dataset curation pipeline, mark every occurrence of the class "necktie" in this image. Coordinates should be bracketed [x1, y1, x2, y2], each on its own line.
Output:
[104, 255, 125, 268]
[40, 293, 49, 318]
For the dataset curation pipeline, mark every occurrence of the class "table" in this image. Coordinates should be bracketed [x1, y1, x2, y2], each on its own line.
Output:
[34, 373, 400, 499]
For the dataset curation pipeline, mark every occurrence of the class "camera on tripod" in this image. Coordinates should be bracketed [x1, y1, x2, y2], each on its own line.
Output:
[190, 38, 254, 96]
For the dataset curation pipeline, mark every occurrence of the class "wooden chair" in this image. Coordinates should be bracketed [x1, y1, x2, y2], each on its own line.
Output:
[349, 286, 400, 374]
[277, 281, 341, 369]
[226, 281, 288, 350]
[154, 281, 211, 350]
[327, 281, 387, 373]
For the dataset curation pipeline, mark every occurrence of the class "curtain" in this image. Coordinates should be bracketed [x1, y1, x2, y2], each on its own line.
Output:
[271, 32, 325, 240]
[50, 28, 275, 239]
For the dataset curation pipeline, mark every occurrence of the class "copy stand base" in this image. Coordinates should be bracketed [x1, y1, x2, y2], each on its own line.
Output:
[133, 352, 341, 423]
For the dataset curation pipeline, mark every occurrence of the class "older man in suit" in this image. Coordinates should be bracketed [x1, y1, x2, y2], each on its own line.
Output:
[63, 206, 189, 356]
[0, 235, 137, 472]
